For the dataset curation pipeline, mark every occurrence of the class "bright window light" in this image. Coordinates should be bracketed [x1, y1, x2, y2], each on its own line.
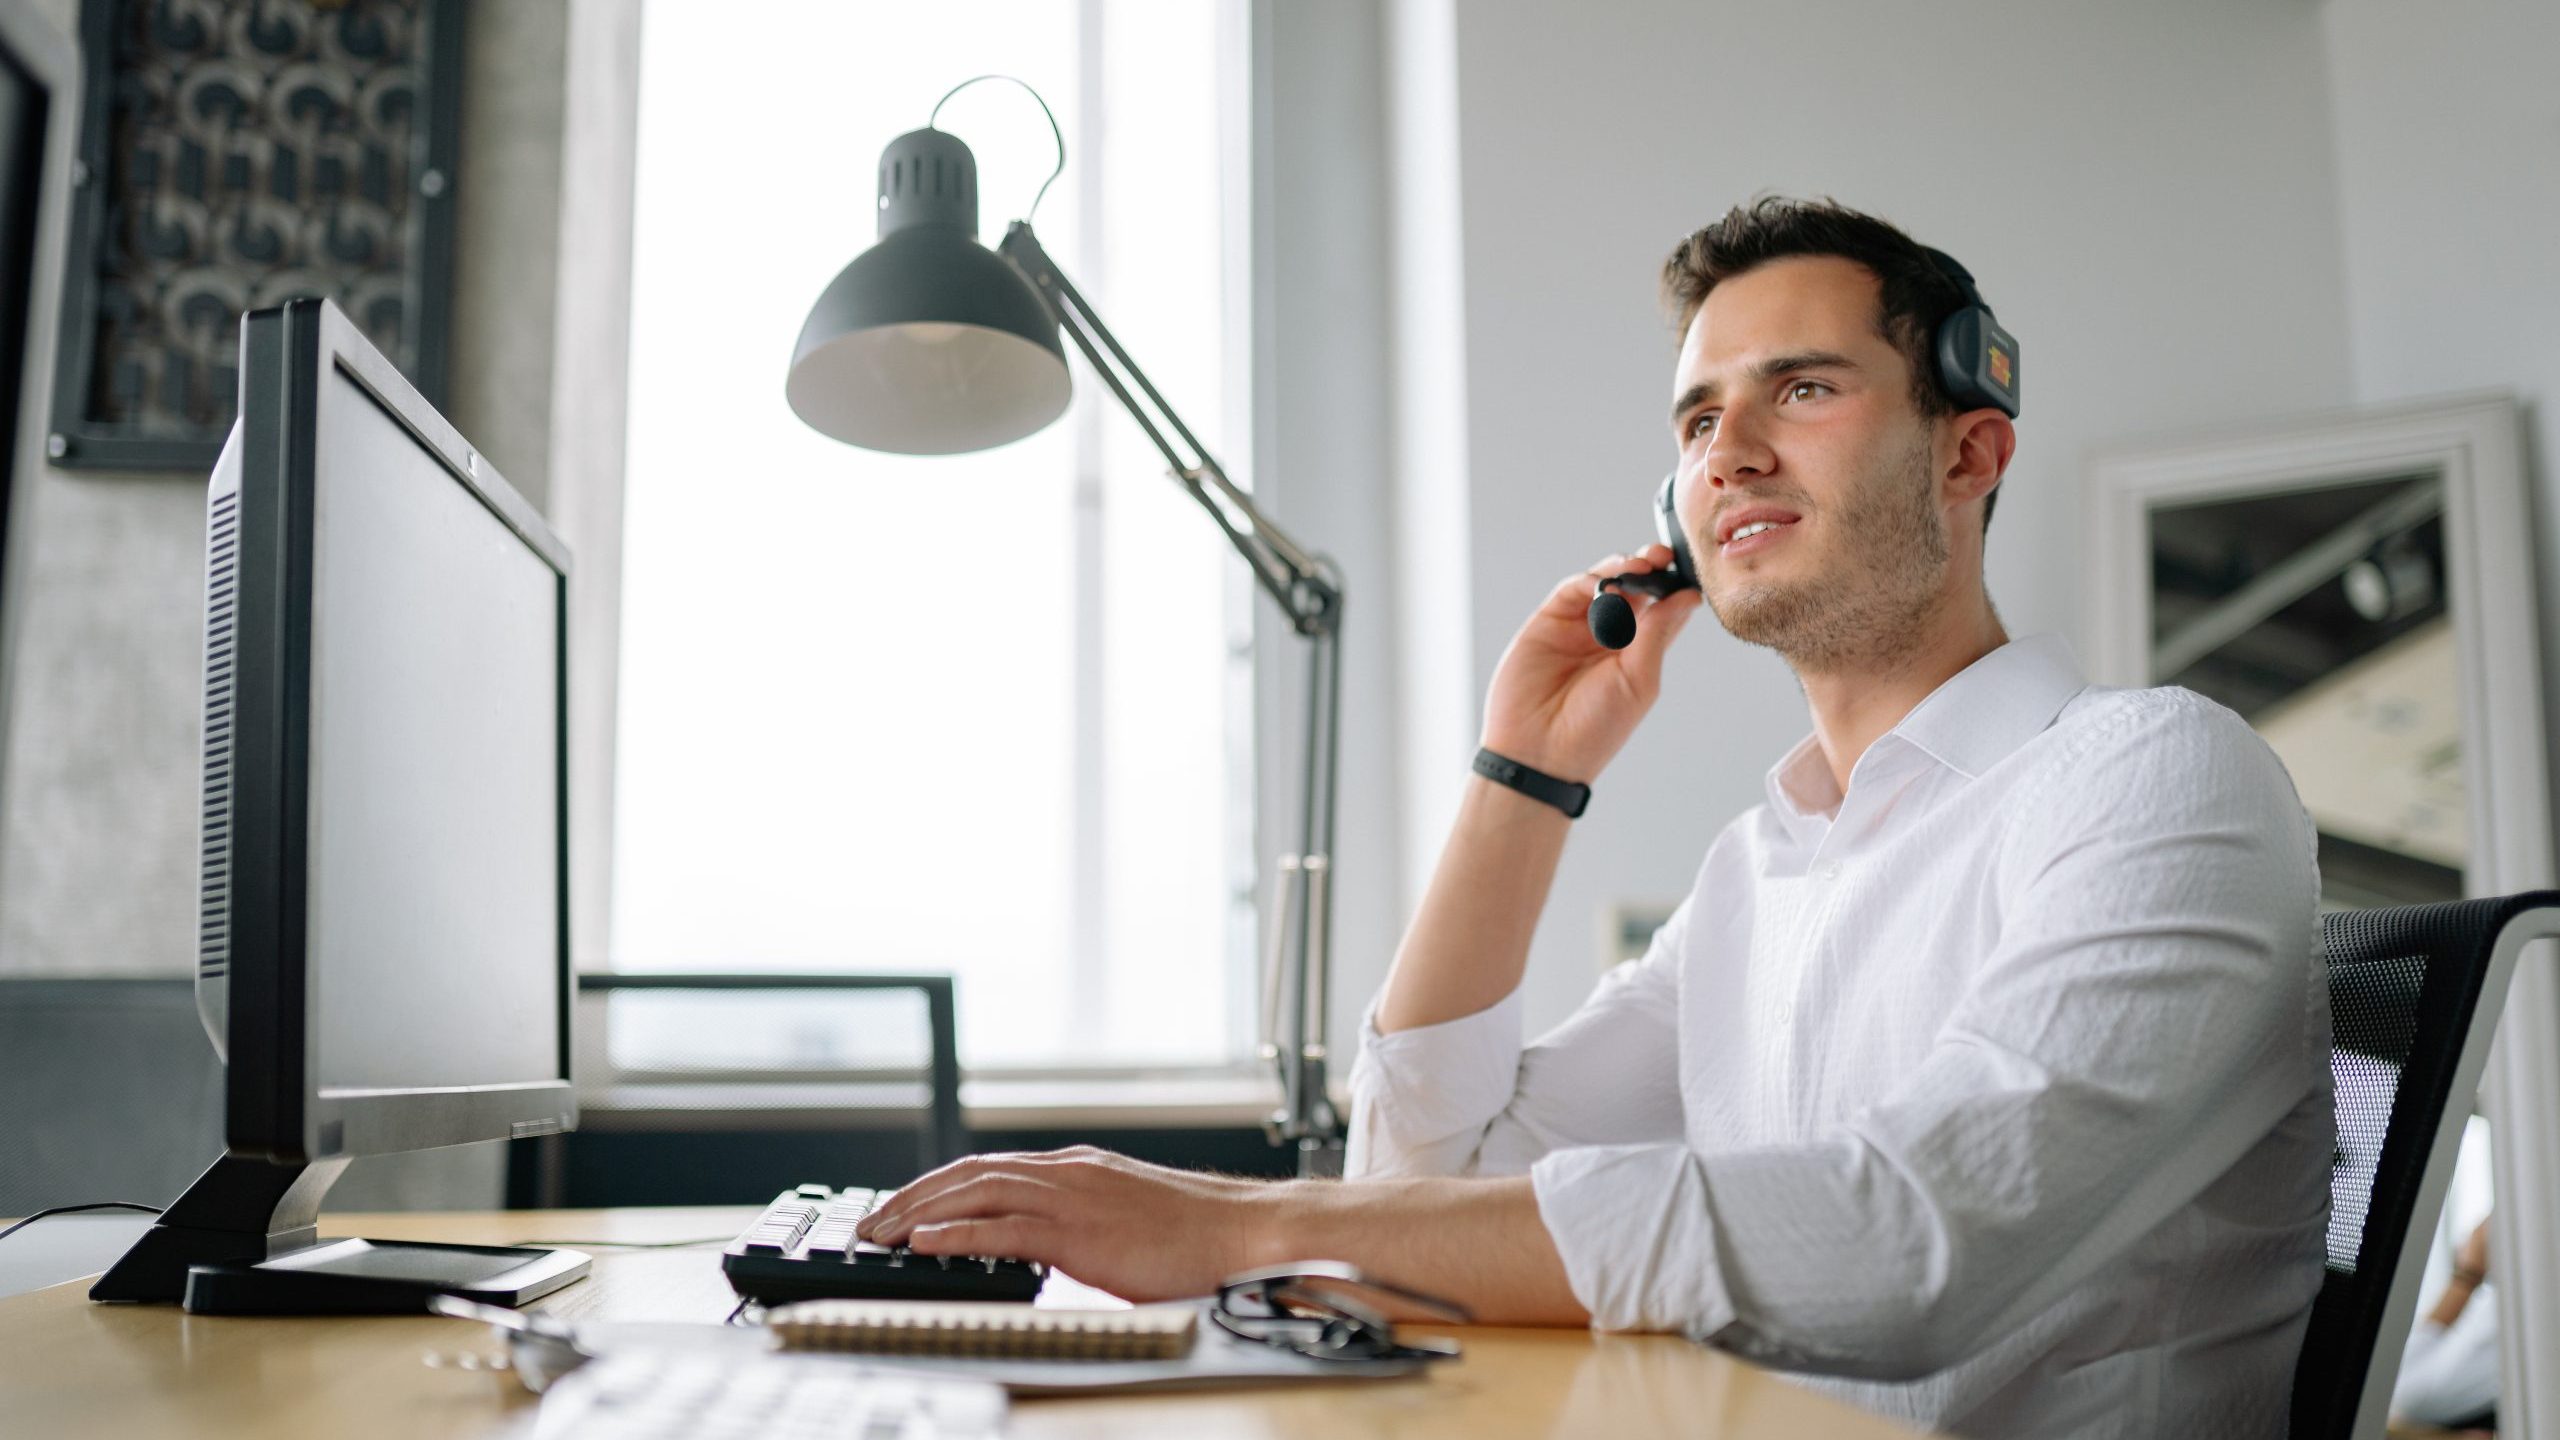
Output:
[614, 0, 1249, 1070]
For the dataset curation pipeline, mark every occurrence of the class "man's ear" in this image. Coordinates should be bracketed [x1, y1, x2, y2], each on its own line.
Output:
[1941, 408, 2016, 510]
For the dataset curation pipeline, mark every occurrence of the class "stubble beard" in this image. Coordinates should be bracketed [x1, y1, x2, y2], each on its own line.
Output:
[1702, 429, 1951, 674]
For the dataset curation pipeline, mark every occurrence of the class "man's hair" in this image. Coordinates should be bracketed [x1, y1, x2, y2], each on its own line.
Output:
[1662, 196, 1999, 530]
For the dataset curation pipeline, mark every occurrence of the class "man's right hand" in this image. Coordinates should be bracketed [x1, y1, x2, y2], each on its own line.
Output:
[1479, 542, 1704, 782]
[1375, 543, 1701, 1035]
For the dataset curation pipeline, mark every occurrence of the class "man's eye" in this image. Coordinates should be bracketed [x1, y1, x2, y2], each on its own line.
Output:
[1687, 412, 1718, 440]
[1784, 380, 1827, 401]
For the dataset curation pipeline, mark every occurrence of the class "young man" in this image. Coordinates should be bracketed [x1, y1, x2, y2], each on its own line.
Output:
[858, 199, 2332, 1439]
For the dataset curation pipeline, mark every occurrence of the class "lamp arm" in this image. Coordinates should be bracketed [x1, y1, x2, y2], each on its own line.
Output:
[997, 220, 1346, 1172]
[998, 223, 1338, 638]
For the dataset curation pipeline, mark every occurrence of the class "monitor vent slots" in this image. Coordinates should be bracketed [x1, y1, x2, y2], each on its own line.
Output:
[198, 486, 239, 980]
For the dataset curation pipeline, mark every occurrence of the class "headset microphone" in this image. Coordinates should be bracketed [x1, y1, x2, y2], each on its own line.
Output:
[1588, 569, 1690, 649]
[1587, 471, 1700, 650]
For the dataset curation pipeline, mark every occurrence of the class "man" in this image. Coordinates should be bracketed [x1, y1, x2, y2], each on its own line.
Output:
[857, 198, 2332, 1438]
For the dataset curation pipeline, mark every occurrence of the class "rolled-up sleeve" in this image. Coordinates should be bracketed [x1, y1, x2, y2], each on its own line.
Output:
[1527, 700, 2322, 1379]
[1348, 898, 1691, 1180]
[1345, 986, 1528, 1178]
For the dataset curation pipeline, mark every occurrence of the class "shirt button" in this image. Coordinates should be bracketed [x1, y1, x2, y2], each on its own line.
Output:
[1817, 860, 1843, 882]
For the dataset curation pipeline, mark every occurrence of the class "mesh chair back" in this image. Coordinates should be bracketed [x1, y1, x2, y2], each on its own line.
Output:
[2292, 891, 2559, 1440]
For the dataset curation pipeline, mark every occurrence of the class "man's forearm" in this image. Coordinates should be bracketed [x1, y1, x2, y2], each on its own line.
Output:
[1373, 777, 1573, 1033]
[1248, 1173, 1590, 1326]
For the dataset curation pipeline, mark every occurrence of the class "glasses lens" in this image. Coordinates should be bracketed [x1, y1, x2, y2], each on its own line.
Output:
[1211, 1305, 1393, 1360]
[1211, 1264, 1469, 1363]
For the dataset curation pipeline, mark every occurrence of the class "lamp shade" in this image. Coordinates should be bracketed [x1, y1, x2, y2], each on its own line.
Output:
[785, 128, 1072, 455]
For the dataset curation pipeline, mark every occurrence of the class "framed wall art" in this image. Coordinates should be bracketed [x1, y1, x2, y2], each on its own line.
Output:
[48, 0, 462, 472]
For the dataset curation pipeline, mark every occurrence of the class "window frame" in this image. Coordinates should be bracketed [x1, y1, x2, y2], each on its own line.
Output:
[584, 0, 1276, 1108]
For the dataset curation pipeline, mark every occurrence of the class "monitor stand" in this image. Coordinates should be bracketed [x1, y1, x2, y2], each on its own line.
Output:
[88, 1154, 590, 1314]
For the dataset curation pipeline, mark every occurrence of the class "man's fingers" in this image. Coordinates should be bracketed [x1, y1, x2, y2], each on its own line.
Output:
[857, 1147, 1119, 1240]
[905, 1215, 1051, 1263]
[855, 1155, 990, 1236]
[1625, 587, 1705, 668]
[860, 1157, 1023, 1238]
[1544, 551, 1656, 616]
[866, 1171, 1060, 1243]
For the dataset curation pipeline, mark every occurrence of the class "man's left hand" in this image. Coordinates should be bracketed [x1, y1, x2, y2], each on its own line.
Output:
[852, 1146, 1286, 1302]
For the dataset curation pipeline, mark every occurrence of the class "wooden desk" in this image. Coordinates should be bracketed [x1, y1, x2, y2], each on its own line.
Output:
[0, 1206, 1923, 1439]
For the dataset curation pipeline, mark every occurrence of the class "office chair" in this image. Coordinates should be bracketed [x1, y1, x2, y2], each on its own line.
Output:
[2290, 890, 2560, 1440]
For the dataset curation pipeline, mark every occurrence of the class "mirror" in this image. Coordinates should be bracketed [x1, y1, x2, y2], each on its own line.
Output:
[2149, 471, 2459, 906]
[2090, 391, 2550, 904]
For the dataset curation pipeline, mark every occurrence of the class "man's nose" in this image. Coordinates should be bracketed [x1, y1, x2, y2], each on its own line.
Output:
[1705, 404, 1776, 490]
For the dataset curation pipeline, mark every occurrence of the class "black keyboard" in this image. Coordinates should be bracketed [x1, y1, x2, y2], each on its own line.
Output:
[720, 1184, 1046, 1305]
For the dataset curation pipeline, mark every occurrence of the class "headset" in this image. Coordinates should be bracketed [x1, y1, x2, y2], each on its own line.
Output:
[1586, 246, 2020, 649]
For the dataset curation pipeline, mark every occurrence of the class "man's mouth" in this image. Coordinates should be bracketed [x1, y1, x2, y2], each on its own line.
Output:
[1714, 508, 1803, 554]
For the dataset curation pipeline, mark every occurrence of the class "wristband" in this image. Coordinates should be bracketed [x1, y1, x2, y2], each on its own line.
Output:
[1473, 747, 1591, 819]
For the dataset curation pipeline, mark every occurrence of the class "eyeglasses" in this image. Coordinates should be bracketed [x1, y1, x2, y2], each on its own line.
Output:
[425, 1293, 594, 1393]
[1210, 1261, 1471, 1364]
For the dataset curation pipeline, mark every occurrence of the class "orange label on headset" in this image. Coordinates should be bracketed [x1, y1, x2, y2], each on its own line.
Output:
[1989, 346, 2013, 388]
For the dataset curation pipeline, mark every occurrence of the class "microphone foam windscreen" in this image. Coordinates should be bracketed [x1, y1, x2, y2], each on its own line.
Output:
[1587, 591, 1637, 650]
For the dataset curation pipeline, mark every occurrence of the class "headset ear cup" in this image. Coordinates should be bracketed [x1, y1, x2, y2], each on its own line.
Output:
[1934, 306, 2021, 418]
[1919, 244, 2019, 418]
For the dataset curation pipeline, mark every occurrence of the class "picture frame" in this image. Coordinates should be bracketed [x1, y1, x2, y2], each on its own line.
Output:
[45, 0, 463, 472]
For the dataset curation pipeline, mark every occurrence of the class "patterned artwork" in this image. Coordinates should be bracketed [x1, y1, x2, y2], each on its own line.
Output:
[52, 0, 460, 470]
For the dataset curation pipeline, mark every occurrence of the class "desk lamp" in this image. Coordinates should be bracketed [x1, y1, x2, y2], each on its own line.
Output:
[784, 78, 1345, 1176]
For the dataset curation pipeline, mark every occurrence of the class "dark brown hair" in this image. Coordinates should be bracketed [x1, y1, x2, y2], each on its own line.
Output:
[1662, 196, 1997, 529]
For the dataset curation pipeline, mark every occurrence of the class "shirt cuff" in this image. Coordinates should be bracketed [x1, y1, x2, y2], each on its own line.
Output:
[1344, 987, 1527, 1176]
[1530, 1142, 1737, 1341]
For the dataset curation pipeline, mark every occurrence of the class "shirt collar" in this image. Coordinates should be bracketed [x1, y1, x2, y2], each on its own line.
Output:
[1892, 632, 2090, 780]
[1759, 633, 2090, 843]
[1763, 732, 1842, 844]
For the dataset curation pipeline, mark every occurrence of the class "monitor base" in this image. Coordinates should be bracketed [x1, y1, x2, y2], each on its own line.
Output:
[88, 1153, 589, 1313]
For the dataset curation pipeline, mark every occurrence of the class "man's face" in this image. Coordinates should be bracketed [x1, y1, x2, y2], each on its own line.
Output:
[1666, 256, 1954, 671]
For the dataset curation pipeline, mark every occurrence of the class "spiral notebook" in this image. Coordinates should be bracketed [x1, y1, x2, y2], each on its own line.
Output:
[767, 1299, 1197, 1360]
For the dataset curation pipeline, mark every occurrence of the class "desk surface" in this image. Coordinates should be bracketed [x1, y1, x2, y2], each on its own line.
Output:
[0, 1206, 1923, 1440]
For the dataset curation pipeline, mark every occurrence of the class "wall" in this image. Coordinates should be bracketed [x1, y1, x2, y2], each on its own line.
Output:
[0, 0, 200, 976]
[1370, 0, 2360, 1034]
[1253, 0, 1407, 1069]
[2322, 0, 2560, 835]
[0, 0, 637, 983]
[0, 0, 639, 1209]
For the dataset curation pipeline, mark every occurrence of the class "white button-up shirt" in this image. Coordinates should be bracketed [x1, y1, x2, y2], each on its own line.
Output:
[1348, 634, 2331, 1440]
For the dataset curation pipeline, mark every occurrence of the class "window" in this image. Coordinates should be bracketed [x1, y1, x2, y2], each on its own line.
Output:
[613, 0, 1253, 1072]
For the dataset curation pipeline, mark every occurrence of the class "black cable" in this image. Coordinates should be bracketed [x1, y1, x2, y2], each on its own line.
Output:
[926, 74, 1068, 223]
[0, 1202, 164, 1245]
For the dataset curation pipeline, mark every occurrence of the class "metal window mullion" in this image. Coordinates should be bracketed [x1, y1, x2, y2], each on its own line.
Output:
[1064, 0, 1111, 1049]
[1221, 0, 1264, 1066]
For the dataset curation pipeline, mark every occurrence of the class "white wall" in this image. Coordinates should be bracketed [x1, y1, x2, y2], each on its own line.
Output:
[2322, 0, 2560, 833]
[1371, 0, 2359, 1034]
[1253, 0, 1407, 1070]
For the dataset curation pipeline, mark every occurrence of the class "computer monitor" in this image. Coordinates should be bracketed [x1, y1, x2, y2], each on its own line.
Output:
[0, 4, 77, 847]
[92, 298, 587, 1313]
